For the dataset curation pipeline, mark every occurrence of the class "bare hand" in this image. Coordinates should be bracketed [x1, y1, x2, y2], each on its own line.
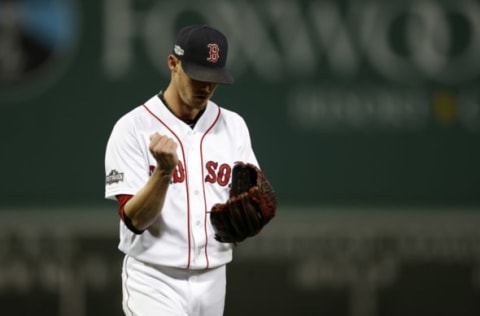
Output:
[149, 133, 179, 173]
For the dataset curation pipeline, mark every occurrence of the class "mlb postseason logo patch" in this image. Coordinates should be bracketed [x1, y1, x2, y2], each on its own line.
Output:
[106, 170, 124, 185]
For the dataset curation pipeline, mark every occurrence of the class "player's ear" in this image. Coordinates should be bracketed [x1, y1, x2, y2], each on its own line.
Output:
[167, 55, 179, 72]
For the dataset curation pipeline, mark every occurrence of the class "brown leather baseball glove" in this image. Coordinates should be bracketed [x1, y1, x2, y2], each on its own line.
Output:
[210, 162, 277, 243]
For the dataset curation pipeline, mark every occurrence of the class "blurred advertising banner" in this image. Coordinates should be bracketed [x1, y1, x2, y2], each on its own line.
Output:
[0, 0, 479, 207]
[1, 208, 479, 316]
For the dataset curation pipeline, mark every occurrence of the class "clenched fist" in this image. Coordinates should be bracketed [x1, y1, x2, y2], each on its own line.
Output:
[149, 133, 178, 173]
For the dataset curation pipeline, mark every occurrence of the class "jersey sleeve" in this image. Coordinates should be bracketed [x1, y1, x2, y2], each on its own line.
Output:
[104, 113, 150, 200]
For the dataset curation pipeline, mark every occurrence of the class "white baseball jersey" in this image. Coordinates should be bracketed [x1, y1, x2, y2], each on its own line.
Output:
[105, 94, 258, 269]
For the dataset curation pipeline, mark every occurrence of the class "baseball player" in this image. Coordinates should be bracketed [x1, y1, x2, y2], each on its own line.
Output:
[104, 25, 276, 316]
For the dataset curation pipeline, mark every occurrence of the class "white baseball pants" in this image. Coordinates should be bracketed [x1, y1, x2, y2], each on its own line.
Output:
[121, 256, 226, 316]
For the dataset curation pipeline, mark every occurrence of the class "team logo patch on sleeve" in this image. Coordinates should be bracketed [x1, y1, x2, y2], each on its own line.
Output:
[106, 170, 124, 185]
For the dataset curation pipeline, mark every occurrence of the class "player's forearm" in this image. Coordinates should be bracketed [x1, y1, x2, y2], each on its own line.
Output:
[124, 170, 173, 230]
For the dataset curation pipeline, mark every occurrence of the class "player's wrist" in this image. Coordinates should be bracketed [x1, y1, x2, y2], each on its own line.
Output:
[152, 166, 175, 179]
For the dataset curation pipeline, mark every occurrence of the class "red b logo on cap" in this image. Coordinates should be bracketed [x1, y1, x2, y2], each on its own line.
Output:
[207, 44, 220, 63]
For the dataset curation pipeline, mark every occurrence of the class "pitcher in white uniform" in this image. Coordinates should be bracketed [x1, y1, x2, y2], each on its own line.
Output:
[104, 25, 260, 316]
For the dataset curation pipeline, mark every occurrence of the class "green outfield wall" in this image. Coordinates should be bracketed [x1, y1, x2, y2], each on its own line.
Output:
[1, 0, 479, 208]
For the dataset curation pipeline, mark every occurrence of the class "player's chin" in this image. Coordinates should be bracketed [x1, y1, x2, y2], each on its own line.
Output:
[191, 95, 209, 107]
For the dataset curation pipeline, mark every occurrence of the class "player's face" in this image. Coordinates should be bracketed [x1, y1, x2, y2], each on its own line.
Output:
[176, 63, 218, 110]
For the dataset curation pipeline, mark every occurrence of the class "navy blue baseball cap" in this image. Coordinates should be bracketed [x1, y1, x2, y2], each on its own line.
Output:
[172, 25, 234, 84]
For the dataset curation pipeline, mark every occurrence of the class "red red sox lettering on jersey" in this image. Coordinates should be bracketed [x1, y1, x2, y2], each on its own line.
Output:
[148, 161, 232, 186]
